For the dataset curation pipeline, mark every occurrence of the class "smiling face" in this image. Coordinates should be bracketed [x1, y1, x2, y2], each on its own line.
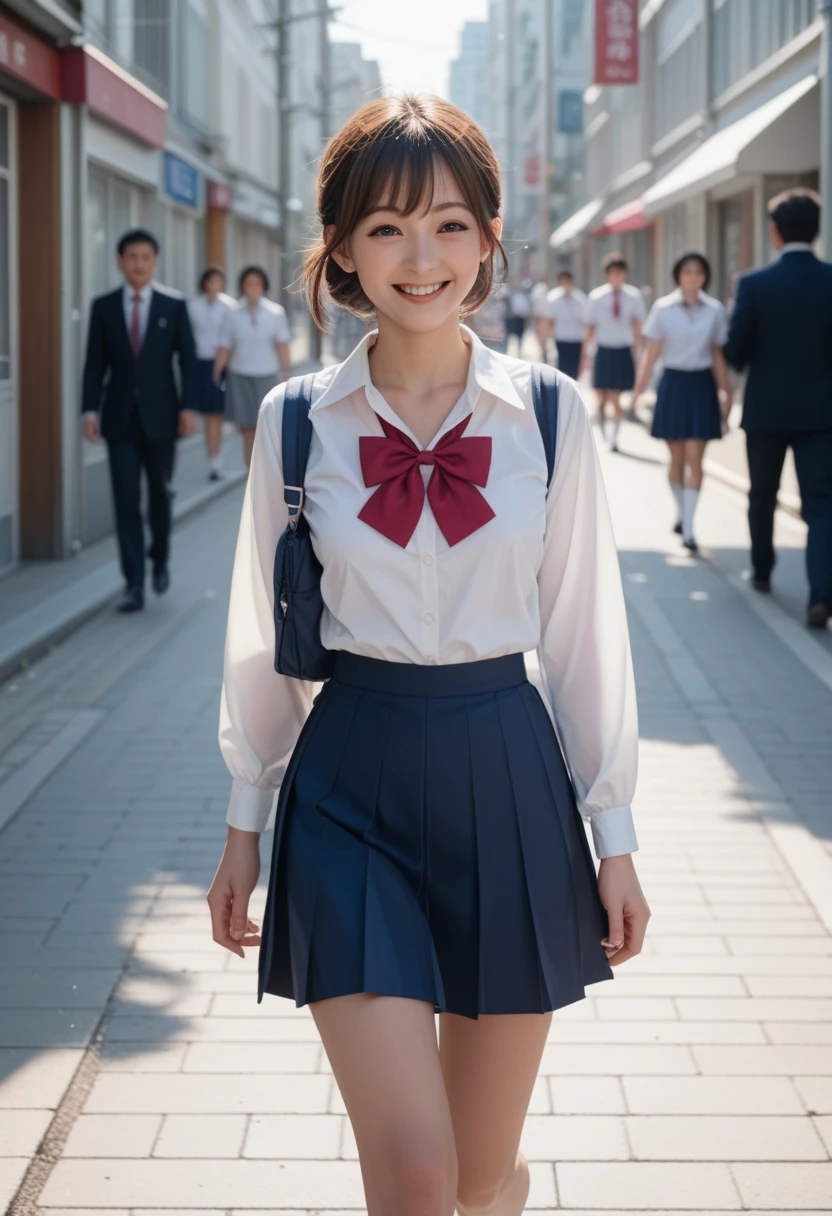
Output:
[329, 161, 501, 336]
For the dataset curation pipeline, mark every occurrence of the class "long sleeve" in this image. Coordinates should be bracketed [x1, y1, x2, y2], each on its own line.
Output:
[723, 276, 755, 371]
[536, 379, 639, 859]
[176, 299, 199, 414]
[82, 299, 107, 416]
[219, 385, 315, 831]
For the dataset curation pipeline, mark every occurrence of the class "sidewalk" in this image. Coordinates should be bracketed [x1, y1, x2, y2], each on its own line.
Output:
[1, 412, 831, 1213]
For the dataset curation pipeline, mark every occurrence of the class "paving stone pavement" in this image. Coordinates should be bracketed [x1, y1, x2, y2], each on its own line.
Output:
[0, 405, 831, 1213]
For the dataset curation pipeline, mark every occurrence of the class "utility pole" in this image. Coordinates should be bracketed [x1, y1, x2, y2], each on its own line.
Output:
[276, 0, 292, 313]
[820, 0, 832, 257]
[541, 0, 554, 280]
[310, 0, 331, 360]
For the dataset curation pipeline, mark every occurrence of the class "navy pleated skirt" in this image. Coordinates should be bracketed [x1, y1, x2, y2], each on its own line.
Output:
[257, 652, 614, 1018]
[593, 345, 635, 391]
[651, 367, 721, 441]
[195, 359, 225, 414]
[556, 340, 582, 381]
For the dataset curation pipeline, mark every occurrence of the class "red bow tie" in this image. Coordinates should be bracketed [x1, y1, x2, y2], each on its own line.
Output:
[359, 414, 495, 548]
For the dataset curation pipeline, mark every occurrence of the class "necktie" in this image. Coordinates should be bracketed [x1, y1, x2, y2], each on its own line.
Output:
[612, 289, 621, 319]
[359, 413, 495, 548]
[130, 292, 142, 356]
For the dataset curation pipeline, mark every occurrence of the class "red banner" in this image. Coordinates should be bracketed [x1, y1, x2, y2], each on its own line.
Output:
[0, 12, 61, 100]
[594, 0, 639, 86]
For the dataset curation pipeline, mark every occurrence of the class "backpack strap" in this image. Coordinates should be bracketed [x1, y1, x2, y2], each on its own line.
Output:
[530, 363, 560, 488]
[281, 373, 317, 531]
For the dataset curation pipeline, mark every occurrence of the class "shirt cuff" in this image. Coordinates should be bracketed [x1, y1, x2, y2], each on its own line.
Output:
[225, 779, 277, 833]
[588, 804, 639, 859]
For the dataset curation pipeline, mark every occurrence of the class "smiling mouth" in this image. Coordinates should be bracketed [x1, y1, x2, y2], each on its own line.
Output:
[394, 282, 449, 300]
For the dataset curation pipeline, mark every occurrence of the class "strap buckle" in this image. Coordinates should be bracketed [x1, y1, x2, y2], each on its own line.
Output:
[284, 485, 304, 532]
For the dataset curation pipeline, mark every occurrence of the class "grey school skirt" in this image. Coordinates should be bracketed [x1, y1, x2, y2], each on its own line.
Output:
[225, 372, 278, 429]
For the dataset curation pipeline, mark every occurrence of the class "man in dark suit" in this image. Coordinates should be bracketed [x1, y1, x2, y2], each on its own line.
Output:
[724, 189, 832, 629]
[82, 229, 198, 612]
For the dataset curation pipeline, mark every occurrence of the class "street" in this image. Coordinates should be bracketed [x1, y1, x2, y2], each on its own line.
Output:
[1, 404, 832, 1214]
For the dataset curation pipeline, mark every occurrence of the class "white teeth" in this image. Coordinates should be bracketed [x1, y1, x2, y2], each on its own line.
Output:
[398, 283, 444, 296]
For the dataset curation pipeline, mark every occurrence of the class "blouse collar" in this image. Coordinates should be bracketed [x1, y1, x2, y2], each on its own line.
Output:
[311, 324, 527, 415]
[668, 288, 712, 308]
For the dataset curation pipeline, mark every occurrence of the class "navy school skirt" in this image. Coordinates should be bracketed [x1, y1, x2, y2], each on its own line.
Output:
[556, 340, 582, 381]
[651, 367, 721, 442]
[257, 652, 614, 1018]
[195, 358, 225, 414]
[593, 345, 635, 391]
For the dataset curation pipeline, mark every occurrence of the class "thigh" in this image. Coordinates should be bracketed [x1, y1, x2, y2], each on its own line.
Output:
[140, 435, 174, 493]
[312, 994, 456, 1207]
[439, 1011, 551, 1194]
[684, 439, 706, 475]
[746, 432, 788, 499]
[791, 432, 832, 510]
[106, 436, 142, 508]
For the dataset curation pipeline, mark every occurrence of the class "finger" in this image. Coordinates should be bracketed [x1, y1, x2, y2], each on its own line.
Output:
[229, 890, 251, 942]
[207, 887, 244, 956]
[601, 909, 625, 954]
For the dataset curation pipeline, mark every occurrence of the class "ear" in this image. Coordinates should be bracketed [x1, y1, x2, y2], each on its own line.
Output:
[481, 216, 503, 263]
[325, 224, 356, 275]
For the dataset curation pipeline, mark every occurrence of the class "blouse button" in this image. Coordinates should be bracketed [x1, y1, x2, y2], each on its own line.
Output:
[423, 612, 435, 625]
[422, 554, 433, 566]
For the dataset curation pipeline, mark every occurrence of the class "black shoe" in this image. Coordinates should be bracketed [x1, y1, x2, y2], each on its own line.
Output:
[673, 521, 683, 535]
[117, 587, 144, 613]
[152, 566, 170, 596]
[208, 469, 222, 482]
[807, 602, 830, 629]
[683, 538, 699, 554]
[752, 576, 771, 593]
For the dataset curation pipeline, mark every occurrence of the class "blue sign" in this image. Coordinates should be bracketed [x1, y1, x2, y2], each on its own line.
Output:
[164, 152, 200, 208]
[558, 90, 583, 135]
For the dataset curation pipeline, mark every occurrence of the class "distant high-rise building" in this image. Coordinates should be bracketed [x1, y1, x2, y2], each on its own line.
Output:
[448, 21, 490, 132]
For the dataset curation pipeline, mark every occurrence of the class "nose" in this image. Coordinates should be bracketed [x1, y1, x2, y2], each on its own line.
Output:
[401, 231, 440, 275]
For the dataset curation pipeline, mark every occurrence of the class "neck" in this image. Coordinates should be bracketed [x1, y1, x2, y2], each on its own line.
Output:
[127, 280, 150, 294]
[369, 311, 470, 396]
[681, 289, 700, 304]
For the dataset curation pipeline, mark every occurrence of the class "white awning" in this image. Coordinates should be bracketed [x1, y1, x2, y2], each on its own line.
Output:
[550, 199, 604, 249]
[644, 74, 819, 216]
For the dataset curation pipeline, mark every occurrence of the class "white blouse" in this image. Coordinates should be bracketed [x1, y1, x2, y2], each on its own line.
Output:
[219, 298, 292, 376]
[547, 286, 589, 343]
[188, 292, 236, 361]
[642, 289, 728, 371]
[219, 326, 639, 860]
[586, 283, 646, 348]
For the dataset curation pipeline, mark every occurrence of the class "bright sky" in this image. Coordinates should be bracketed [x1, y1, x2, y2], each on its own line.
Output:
[330, 0, 489, 98]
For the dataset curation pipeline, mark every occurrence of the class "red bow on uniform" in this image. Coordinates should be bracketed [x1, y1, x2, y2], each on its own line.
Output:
[359, 414, 495, 548]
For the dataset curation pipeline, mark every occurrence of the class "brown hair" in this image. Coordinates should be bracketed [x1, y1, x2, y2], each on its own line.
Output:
[301, 94, 508, 330]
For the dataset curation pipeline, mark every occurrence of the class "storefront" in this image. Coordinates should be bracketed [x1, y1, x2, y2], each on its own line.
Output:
[160, 149, 204, 296]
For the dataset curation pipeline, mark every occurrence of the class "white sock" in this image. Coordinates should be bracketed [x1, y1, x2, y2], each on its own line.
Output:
[611, 420, 621, 444]
[683, 487, 699, 542]
[671, 482, 684, 523]
[210, 454, 222, 472]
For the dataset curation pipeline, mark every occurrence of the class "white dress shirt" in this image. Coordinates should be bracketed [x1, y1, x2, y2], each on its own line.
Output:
[219, 326, 639, 860]
[587, 283, 645, 348]
[642, 289, 728, 370]
[122, 282, 153, 346]
[547, 286, 589, 343]
[219, 298, 292, 376]
[188, 292, 236, 360]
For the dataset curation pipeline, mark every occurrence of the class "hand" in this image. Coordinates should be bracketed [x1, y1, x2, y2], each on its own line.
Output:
[207, 827, 262, 958]
[597, 853, 651, 966]
[82, 414, 100, 443]
[178, 409, 198, 438]
[718, 388, 731, 420]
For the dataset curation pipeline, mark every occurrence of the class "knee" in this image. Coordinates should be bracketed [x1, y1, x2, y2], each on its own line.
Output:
[384, 1136, 457, 1215]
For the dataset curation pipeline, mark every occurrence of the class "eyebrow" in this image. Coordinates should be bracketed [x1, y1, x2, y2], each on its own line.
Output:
[365, 201, 473, 217]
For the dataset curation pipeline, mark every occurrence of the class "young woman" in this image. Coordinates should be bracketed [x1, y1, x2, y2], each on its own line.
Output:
[188, 266, 236, 481]
[214, 264, 292, 467]
[546, 269, 587, 381]
[633, 251, 730, 553]
[208, 95, 650, 1216]
[583, 252, 645, 452]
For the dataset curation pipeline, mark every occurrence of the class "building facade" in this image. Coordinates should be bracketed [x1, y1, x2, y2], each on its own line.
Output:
[551, 0, 822, 302]
[448, 21, 490, 133]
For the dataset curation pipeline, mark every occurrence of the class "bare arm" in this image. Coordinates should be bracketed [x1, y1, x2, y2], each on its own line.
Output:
[631, 318, 643, 358]
[276, 340, 292, 382]
[712, 345, 731, 416]
[214, 346, 231, 383]
[632, 338, 662, 401]
[581, 323, 596, 372]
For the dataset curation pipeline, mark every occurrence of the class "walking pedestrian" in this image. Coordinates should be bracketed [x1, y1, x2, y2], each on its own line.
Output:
[207, 94, 649, 1216]
[724, 188, 832, 629]
[529, 273, 550, 361]
[214, 264, 292, 467]
[468, 280, 509, 352]
[188, 266, 236, 482]
[633, 252, 730, 553]
[504, 279, 530, 355]
[583, 252, 645, 451]
[546, 269, 588, 381]
[81, 228, 197, 613]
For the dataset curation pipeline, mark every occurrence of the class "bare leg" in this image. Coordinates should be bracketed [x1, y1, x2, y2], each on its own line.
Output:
[312, 994, 457, 1216]
[608, 391, 622, 448]
[440, 1011, 552, 1216]
[204, 413, 223, 460]
[684, 439, 706, 490]
[667, 440, 686, 532]
[241, 426, 256, 468]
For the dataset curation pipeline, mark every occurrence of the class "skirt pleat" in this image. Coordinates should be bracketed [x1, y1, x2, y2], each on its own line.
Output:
[257, 654, 614, 1016]
[651, 367, 722, 441]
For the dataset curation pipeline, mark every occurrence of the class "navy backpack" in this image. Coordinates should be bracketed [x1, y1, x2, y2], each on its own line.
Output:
[273, 364, 560, 680]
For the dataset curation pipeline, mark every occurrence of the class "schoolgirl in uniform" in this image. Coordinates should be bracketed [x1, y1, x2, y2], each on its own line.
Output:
[583, 252, 646, 451]
[208, 95, 650, 1216]
[214, 265, 293, 467]
[633, 252, 730, 553]
[546, 269, 588, 381]
[188, 267, 236, 481]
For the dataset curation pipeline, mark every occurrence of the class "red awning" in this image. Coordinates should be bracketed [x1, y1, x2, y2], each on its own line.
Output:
[62, 45, 167, 148]
[592, 199, 648, 237]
